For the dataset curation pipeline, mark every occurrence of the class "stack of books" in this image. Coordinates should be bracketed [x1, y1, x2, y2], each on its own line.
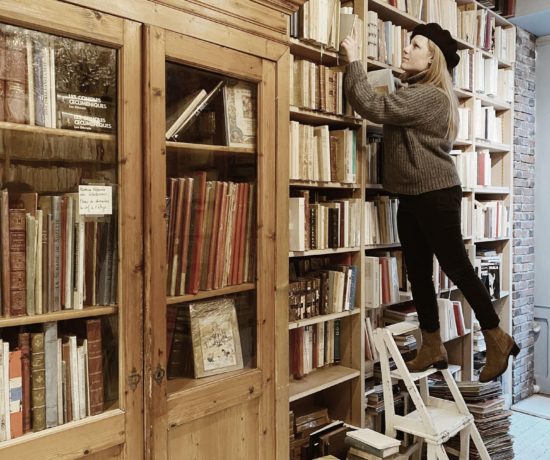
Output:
[345, 427, 401, 460]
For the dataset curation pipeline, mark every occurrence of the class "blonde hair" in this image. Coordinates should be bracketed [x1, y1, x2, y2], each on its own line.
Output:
[414, 40, 459, 142]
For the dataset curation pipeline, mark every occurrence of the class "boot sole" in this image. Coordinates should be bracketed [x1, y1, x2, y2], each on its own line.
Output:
[479, 342, 520, 383]
[407, 360, 448, 372]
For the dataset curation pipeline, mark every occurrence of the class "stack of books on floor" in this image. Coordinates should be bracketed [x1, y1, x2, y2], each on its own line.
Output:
[429, 380, 514, 459]
[345, 428, 401, 460]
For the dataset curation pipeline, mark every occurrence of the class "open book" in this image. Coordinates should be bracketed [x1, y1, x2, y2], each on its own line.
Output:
[165, 80, 225, 140]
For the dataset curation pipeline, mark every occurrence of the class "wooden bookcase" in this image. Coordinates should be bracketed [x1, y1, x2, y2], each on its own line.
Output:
[0, 0, 143, 458]
[281, 0, 516, 455]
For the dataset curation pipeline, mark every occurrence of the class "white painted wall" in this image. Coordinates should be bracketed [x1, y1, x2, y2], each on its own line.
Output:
[535, 36, 550, 307]
[517, 0, 550, 17]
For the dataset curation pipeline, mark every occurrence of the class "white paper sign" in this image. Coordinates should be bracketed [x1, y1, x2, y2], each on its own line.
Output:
[79, 185, 113, 216]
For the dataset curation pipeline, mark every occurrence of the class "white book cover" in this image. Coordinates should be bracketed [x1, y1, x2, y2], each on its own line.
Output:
[289, 197, 306, 252]
[35, 210, 43, 314]
[64, 195, 74, 309]
[49, 38, 56, 129]
[347, 427, 401, 449]
[44, 322, 58, 428]
[57, 338, 63, 425]
[77, 343, 86, 420]
[69, 336, 80, 421]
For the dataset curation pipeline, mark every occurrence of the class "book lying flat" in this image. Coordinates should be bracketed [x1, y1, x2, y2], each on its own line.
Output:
[346, 427, 401, 456]
[366, 69, 396, 95]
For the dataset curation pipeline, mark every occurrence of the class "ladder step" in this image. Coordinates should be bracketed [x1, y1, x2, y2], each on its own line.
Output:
[392, 406, 473, 444]
[390, 364, 462, 382]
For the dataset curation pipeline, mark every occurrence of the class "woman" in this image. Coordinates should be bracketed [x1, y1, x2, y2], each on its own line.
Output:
[341, 23, 519, 382]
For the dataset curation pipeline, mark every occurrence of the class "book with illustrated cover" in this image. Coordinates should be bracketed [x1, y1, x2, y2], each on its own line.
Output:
[54, 37, 116, 133]
[189, 297, 243, 378]
[223, 80, 256, 148]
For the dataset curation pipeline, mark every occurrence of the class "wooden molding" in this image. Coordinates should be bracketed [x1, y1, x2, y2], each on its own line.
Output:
[251, 0, 306, 14]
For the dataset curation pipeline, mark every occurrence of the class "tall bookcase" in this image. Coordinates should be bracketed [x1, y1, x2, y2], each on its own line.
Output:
[282, 0, 516, 455]
[0, 0, 143, 458]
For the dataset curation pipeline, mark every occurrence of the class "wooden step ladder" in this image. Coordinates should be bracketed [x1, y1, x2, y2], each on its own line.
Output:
[373, 323, 491, 460]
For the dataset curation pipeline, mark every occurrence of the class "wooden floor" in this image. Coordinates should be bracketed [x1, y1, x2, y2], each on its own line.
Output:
[510, 410, 550, 459]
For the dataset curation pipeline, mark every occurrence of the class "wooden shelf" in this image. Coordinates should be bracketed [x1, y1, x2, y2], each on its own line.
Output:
[454, 87, 474, 99]
[290, 106, 362, 127]
[289, 247, 361, 258]
[475, 140, 511, 152]
[166, 367, 256, 397]
[289, 365, 360, 402]
[289, 37, 344, 65]
[454, 139, 472, 147]
[493, 290, 510, 301]
[289, 309, 360, 330]
[367, 122, 383, 133]
[365, 183, 384, 190]
[367, 0, 422, 30]
[473, 186, 510, 194]
[167, 283, 255, 304]
[366, 58, 403, 75]
[476, 93, 512, 111]
[289, 180, 360, 189]
[479, 48, 514, 68]
[455, 36, 475, 50]
[0, 306, 118, 328]
[474, 236, 510, 244]
[166, 141, 255, 155]
[365, 243, 401, 250]
[0, 121, 116, 163]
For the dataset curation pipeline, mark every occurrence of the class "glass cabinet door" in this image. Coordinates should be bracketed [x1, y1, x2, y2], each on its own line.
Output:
[145, 26, 277, 459]
[0, 3, 142, 458]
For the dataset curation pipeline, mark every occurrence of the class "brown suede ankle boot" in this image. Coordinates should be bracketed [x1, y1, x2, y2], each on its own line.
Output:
[405, 329, 448, 372]
[479, 327, 520, 382]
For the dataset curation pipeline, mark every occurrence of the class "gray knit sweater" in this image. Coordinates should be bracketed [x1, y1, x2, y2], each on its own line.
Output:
[344, 60, 461, 195]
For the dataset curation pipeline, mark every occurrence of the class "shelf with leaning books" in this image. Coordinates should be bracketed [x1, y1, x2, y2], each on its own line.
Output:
[166, 283, 256, 305]
[289, 247, 361, 258]
[367, 0, 422, 29]
[288, 38, 345, 67]
[0, 5, 142, 455]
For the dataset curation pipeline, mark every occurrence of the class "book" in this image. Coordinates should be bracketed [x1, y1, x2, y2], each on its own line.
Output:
[9, 209, 26, 316]
[345, 428, 401, 457]
[165, 88, 207, 140]
[189, 297, 243, 378]
[367, 69, 396, 95]
[18, 332, 31, 433]
[223, 80, 256, 148]
[31, 332, 46, 431]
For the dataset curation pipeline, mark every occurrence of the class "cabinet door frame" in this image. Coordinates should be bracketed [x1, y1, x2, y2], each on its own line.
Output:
[143, 25, 278, 459]
[0, 0, 144, 459]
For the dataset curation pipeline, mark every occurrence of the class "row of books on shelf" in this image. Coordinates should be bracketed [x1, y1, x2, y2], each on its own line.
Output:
[453, 49, 474, 92]
[365, 196, 399, 246]
[438, 298, 467, 342]
[289, 123, 358, 184]
[0, 24, 116, 132]
[0, 318, 106, 441]
[290, 57, 351, 116]
[366, 13, 411, 68]
[289, 319, 341, 379]
[166, 173, 255, 296]
[289, 2, 363, 53]
[289, 264, 358, 321]
[365, 254, 404, 309]
[475, 55, 514, 102]
[289, 193, 362, 252]
[473, 199, 509, 239]
[451, 149, 496, 188]
[475, 249, 502, 300]
[0, 188, 117, 318]
[474, 99, 505, 144]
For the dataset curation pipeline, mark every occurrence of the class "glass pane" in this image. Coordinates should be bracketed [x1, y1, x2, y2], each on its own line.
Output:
[164, 61, 257, 384]
[0, 22, 119, 439]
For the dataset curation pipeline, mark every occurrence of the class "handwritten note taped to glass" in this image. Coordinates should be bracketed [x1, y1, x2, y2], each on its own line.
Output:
[79, 185, 113, 216]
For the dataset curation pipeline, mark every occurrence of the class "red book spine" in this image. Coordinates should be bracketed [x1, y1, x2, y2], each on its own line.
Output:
[186, 172, 207, 294]
[86, 319, 104, 416]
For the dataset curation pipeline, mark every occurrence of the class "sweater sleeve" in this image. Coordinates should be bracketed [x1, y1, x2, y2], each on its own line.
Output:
[344, 60, 447, 127]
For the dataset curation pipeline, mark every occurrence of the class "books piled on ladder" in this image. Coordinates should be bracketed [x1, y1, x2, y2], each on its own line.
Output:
[345, 428, 401, 460]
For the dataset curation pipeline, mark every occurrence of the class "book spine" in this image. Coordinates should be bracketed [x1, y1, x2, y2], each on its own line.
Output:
[31, 332, 46, 431]
[18, 333, 31, 433]
[9, 209, 26, 316]
[1, 189, 10, 316]
[86, 319, 104, 415]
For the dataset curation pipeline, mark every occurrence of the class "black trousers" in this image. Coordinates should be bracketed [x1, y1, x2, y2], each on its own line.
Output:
[397, 185, 500, 332]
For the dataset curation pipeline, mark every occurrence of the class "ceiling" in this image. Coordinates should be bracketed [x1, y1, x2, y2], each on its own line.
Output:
[510, 0, 550, 37]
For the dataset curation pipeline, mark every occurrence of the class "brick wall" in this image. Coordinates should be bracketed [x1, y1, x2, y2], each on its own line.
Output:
[512, 27, 536, 404]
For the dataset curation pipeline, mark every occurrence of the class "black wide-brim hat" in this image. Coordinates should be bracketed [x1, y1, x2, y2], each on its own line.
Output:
[411, 23, 460, 71]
